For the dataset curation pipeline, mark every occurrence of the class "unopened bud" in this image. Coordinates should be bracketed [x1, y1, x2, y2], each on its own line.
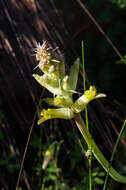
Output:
[62, 75, 69, 90]
[49, 65, 55, 73]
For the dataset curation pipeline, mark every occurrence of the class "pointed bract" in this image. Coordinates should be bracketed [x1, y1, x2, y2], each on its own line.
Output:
[69, 58, 80, 91]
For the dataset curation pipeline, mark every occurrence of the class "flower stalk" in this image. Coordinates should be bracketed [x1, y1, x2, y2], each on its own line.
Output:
[74, 113, 126, 183]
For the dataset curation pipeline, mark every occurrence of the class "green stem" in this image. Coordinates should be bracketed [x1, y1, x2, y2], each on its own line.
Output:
[74, 113, 126, 183]
[82, 41, 92, 189]
[89, 158, 92, 190]
[103, 119, 126, 190]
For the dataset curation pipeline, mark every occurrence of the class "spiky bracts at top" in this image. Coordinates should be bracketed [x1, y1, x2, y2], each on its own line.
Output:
[33, 41, 106, 125]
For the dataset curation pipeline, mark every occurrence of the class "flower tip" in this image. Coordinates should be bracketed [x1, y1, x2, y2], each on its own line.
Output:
[95, 93, 106, 99]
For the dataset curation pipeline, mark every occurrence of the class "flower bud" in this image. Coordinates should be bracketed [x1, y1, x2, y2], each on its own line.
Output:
[49, 65, 55, 73]
[42, 145, 54, 169]
[62, 75, 69, 91]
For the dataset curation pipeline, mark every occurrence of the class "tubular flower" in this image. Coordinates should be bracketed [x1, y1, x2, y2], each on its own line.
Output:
[38, 108, 75, 125]
[72, 86, 106, 113]
[33, 41, 106, 125]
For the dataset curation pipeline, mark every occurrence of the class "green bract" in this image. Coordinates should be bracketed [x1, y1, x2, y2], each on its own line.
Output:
[33, 41, 106, 125]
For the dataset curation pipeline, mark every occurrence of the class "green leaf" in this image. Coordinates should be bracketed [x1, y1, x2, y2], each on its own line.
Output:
[69, 58, 80, 91]
[94, 177, 104, 184]
[116, 55, 126, 65]
[46, 167, 61, 173]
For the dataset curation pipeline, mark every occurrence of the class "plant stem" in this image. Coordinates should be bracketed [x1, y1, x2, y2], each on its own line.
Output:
[82, 40, 92, 189]
[89, 158, 92, 190]
[74, 113, 126, 183]
[82, 41, 89, 131]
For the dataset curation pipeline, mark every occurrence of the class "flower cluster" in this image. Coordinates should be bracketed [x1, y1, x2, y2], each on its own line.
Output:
[33, 41, 106, 125]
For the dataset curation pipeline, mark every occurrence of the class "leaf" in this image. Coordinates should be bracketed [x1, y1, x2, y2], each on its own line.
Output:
[116, 55, 126, 65]
[46, 174, 57, 180]
[94, 177, 104, 184]
[69, 58, 80, 91]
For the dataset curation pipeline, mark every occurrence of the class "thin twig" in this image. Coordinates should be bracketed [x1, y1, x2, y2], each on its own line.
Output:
[16, 89, 45, 190]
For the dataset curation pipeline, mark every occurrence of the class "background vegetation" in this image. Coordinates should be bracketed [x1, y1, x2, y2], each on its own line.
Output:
[0, 0, 126, 189]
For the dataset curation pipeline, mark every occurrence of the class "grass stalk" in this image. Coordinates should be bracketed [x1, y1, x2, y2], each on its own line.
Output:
[103, 119, 126, 190]
[82, 41, 89, 130]
[82, 41, 92, 190]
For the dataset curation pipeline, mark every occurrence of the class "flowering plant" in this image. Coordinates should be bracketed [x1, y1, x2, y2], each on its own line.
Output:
[33, 41, 126, 183]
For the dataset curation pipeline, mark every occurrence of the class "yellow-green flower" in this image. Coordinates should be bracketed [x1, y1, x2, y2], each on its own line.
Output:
[38, 108, 74, 125]
[33, 41, 106, 125]
[72, 86, 106, 113]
